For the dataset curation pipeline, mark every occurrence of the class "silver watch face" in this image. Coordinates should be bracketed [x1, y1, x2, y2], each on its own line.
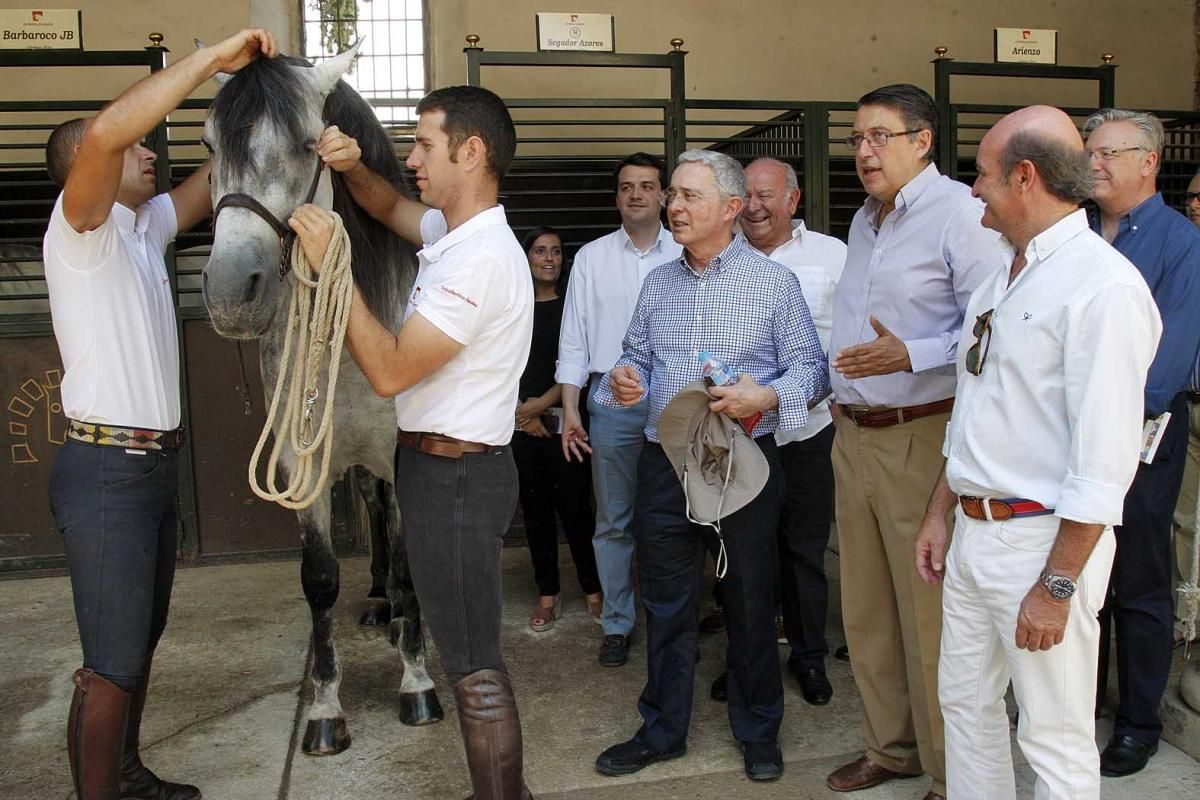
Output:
[1044, 574, 1076, 599]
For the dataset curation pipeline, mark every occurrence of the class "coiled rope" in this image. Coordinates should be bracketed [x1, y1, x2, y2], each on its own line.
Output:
[248, 214, 354, 509]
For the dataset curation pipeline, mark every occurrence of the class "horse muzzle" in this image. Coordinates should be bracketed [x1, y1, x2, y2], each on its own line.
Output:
[202, 248, 281, 339]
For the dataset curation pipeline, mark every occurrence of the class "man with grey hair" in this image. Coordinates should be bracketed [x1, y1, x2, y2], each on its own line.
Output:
[592, 149, 830, 781]
[742, 157, 846, 705]
[916, 103, 1161, 800]
[1084, 108, 1200, 776]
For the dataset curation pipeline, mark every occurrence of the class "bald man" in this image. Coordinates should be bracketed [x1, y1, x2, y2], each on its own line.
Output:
[914, 106, 1161, 800]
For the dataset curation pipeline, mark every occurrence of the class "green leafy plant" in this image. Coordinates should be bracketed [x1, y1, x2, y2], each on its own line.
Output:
[312, 0, 363, 54]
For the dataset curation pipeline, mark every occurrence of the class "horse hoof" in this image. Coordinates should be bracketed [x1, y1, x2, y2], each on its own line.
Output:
[399, 689, 444, 726]
[301, 718, 351, 755]
[358, 602, 392, 627]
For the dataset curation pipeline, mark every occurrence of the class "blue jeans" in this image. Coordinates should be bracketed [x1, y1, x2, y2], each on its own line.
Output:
[49, 438, 180, 692]
[587, 377, 647, 636]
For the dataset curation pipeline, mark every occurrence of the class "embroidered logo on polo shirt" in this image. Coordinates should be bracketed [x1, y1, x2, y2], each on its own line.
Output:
[438, 284, 479, 308]
[1022, 312, 1032, 321]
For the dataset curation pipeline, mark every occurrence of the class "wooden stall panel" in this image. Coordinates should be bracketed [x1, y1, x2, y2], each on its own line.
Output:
[0, 336, 65, 568]
[182, 321, 299, 558]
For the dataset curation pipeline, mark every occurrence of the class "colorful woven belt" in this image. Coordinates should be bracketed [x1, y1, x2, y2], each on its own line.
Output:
[67, 419, 185, 451]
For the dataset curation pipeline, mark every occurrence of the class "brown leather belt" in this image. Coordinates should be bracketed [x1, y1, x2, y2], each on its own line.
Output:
[396, 429, 497, 459]
[838, 397, 954, 429]
[67, 419, 185, 451]
[959, 496, 1054, 521]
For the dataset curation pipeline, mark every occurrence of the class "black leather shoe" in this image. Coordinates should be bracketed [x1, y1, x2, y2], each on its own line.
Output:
[595, 739, 686, 776]
[742, 741, 783, 781]
[791, 664, 832, 705]
[834, 645, 850, 662]
[710, 671, 728, 702]
[1100, 734, 1158, 777]
[598, 634, 629, 667]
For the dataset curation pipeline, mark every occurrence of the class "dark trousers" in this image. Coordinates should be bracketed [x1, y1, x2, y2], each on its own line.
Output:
[511, 431, 601, 597]
[49, 439, 179, 692]
[633, 439, 785, 753]
[394, 445, 519, 683]
[1105, 391, 1189, 743]
[777, 424, 836, 671]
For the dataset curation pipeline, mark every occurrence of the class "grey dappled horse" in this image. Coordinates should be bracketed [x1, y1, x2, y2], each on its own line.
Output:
[200, 50, 441, 754]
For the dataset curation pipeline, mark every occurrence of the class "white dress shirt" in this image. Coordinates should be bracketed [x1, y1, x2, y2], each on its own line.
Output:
[394, 206, 533, 446]
[750, 220, 847, 444]
[943, 209, 1161, 526]
[43, 193, 181, 431]
[830, 163, 1006, 407]
[555, 224, 682, 387]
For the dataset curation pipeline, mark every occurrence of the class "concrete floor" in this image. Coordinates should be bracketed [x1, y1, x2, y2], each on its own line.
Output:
[2, 544, 1199, 800]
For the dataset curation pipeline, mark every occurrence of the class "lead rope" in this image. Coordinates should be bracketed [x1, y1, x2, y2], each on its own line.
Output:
[248, 214, 354, 510]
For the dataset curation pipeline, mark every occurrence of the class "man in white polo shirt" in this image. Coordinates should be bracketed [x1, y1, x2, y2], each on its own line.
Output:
[556, 152, 682, 667]
[915, 105, 1160, 800]
[306, 85, 534, 799]
[744, 157, 846, 704]
[42, 29, 277, 800]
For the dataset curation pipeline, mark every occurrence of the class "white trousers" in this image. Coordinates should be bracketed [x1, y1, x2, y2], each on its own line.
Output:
[940, 508, 1115, 800]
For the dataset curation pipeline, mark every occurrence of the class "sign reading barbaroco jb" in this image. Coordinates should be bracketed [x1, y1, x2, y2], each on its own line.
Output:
[0, 9, 82, 50]
[994, 27, 1057, 65]
[536, 12, 615, 52]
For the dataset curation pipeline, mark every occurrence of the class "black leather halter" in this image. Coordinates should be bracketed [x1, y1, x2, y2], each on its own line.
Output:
[213, 157, 326, 280]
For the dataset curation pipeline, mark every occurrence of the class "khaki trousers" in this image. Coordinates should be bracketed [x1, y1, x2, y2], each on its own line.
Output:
[833, 411, 948, 794]
[1170, 400, 1200, 630]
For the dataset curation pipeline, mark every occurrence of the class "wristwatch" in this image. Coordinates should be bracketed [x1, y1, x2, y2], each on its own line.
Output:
[1039, 568, 1077, 600]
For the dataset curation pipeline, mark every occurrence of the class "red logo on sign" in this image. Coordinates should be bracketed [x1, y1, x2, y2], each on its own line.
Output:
[571, 14, 579, 22]
[1022, 30, 1031, 39]
[32, 10, 44, 21]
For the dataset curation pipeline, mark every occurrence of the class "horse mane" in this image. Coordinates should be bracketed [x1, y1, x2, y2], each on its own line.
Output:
[210, 55, 417, 328]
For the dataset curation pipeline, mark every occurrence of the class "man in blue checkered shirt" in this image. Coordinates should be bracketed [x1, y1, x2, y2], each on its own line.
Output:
[590, 149, 830, 782]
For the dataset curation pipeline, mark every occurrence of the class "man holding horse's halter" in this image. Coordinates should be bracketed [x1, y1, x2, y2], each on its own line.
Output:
[290, 86, 536, 799]
[41, 28, 278, 800]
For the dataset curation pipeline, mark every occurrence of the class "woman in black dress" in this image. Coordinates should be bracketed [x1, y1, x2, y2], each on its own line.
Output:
[514, 226, 603, 631]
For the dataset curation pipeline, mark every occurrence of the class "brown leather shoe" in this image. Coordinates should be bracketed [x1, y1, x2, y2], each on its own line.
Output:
[826, 756, 920, 792]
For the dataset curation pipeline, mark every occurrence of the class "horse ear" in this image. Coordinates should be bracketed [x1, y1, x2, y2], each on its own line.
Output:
[195, 39, 233, 87]
[306, 40, 364, 96]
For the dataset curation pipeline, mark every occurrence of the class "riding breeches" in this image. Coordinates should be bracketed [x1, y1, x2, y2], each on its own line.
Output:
[49, 438, 180, 692]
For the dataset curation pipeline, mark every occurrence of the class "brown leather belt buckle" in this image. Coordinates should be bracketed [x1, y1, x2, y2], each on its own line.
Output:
[960, 497, 1014, 521]
[396, 429, 491, 459]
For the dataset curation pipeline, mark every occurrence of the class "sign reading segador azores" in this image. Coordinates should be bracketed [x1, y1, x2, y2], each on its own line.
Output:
[0, 9, 82, 50]
[536, 12, 615, 52]
[994, 27, 1058, 65]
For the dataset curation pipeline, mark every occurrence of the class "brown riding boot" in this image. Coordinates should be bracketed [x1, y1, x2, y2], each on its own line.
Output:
[119, 652, 203, 800]
[67, 669, 131, 800]
[453, 669, 534, 800]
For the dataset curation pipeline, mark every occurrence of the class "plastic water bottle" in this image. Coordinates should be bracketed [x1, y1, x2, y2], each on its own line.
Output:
[698, 351, 762, 434]
[699, 350, 736, 386]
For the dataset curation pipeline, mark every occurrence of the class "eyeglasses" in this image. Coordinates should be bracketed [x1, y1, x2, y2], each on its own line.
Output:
[844, 129, 924, 149]
[1086, 146, 1145, 161]
[1186, 191, 1200, 203]
[660, 188, 709, 208]
[964, 308, 994, 376]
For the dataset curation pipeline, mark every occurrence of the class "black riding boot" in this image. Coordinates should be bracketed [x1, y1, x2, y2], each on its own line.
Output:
[119, 653, 202, 800]
[68, 669, 131, 800]
[453, 669, 534, 800]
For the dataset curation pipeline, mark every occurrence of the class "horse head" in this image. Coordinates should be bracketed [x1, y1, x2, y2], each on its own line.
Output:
[201, 47, 359, 339]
